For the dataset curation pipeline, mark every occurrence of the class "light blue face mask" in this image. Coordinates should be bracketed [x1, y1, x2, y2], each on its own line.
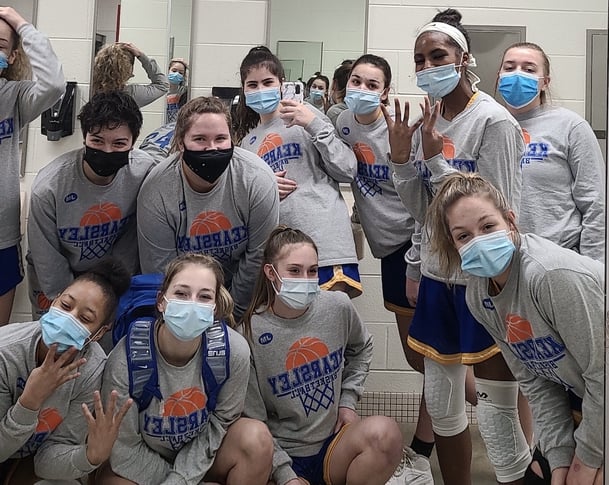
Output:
[309, 88, 325, 101]
[271, 266, 320, 310]
[458, 230, 516, 278]
[168, 71, 184, 85]
[0, 52, 8, 70]
[163, 297, 215, 341]
[498, 71, 540, 109]
[40, 306, 91, 353]
[344, 88, 381, 115]
[245, 87, 281, 115]
[416, 63, 461, 99]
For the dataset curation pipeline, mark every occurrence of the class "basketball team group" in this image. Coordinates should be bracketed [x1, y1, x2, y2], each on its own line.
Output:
[0, 3, 604, 485]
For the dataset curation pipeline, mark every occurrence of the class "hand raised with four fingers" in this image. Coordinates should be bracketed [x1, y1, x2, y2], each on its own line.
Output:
[381, 98, 422, 164]
[83, 390, 133, 466]
[19, 345, 86, 411]
[419, 96, 444, 160]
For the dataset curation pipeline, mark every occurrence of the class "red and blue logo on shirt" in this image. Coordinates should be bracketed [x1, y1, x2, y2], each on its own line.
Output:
[142, 386, 210, 450]
[177, 210, 248, 264]
[353, 142, 389, 198]
[414, 136, 476, 191]
[267, 337, 343, 416]
[57, 202, 132, 262]
[254, 133, 302, 173]
[16, 407, 63, 458]
[520, 129, 549, 168]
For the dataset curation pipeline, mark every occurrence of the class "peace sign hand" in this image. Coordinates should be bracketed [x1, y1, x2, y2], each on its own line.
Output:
[381, 98, 422, 164]
[18, 345, 86, 411]
[83, 390, 133, 466]
[420, 97, 444, 160]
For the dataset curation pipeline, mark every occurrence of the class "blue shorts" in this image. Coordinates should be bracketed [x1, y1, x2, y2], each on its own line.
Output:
[290, 425, 350, 485]
[0, 244, 23, 296]
[407, 276, 499, 364]
[381, 242, 413, 315]
[318, 263, 362, 299]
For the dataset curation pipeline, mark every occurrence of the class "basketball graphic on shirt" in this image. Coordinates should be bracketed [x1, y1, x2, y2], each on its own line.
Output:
[442, 136, 456, 160]
[506, 313, 534, 343]
[163, 387, 207, 417]
[521, 128, 531, 145]
[36, 292, 52, 311]
[353, 141, 382, 198]
[257, 133, 283, 158]
[78, 202, 124, 261]
[80, 202, 122, 226]
[35, 408, 63, 434]
[285, 337, 335, 416]
[286, 337, 330, 369]
[189, 211, 232, 236]
[353, 142, 376, 165]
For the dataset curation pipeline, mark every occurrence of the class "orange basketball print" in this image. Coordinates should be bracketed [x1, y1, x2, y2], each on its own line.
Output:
[36, 292, 52, 310]
[257, 133, 283, 157]
[285, 337, 330, 370]
[189, 211, 232, 236]
[521, 128, 531, 145]
[163, 387, 207, 417]
[35, 408, 63, 434]
[353, 142, 376, 165]
[441, 136, 455, 160]
[505, 313, 534, 343]
[79, 202, 122, 226]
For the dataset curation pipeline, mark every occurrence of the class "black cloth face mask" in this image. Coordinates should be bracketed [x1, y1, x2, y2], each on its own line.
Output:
[84, 146, 130, 177]
[182, 146, 234, 183]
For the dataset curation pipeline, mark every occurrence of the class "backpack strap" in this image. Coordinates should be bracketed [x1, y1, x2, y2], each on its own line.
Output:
[126, 319, 163, 411]
[201, 320, 230, 412]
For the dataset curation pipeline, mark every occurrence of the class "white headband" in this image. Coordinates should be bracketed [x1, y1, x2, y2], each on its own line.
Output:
[418, 22, 477, 67]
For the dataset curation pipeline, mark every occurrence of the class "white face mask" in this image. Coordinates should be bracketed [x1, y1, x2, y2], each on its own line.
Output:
[271, 266, 320, 310]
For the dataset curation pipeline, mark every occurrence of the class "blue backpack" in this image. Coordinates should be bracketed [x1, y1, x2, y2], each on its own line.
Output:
[114, 274, 230, 412]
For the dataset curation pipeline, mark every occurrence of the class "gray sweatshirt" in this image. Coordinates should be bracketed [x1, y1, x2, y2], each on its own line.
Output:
[137, 147, 279, 317]
[241, 115, 358, 267]
[26, 147, 156, 300]
[514, 105, 605, 262]
[139, 122, 176, 163]
[243, 291, 373, 485]
[392, 91, 524, 284]
[126, 53, 169, 108]
[336, 110, 415, 259]
[0, 321, 105, 479]
[466, 234, 604, 471]
[102, 326, 251, 485]
[0, 23, 65, 251]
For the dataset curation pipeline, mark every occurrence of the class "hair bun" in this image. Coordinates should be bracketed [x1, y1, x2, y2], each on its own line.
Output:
[432, 8, 463, 26]
[87, 257, 131, 299]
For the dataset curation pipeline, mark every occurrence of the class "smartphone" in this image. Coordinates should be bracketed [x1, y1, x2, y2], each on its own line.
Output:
[281, 81, 304, 103]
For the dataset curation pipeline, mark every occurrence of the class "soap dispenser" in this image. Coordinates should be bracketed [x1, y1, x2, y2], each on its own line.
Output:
[41, 81, 77, 141]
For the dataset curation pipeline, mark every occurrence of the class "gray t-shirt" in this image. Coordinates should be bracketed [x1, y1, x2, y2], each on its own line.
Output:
[0, 321, 106, 479]
[243, 291, 373, 485]
[137, 147, 279, 317]
[466, 234, 604, 471]
[102, 325, 251, 484]
[27, 147, 156, 300]
[125, 54, 169, 108]
[514, 105, 605, 262]
[0, 23, 65, 251]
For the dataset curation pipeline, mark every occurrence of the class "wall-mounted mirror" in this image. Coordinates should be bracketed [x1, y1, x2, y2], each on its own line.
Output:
[92, 0, 193, 133]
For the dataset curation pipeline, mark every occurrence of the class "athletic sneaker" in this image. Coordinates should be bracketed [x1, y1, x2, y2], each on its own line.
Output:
[385, 446, 435, 485]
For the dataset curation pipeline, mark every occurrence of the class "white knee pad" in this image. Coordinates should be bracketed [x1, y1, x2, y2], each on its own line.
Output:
[475, 378, 532, 483]
[424, 357, 469, 437]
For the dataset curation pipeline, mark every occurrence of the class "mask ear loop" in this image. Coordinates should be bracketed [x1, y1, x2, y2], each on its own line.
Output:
[269, 265, 283, 295]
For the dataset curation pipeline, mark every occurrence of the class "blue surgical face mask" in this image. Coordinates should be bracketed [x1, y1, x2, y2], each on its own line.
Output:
[245, 87, 281, 115]
[498, 71, 540, 109]
[271, 266, 320, 310]
[458, 230, 516, 278]
[168, 71, 184, 85]
[416, 63, 462, 99]
[0, 52, 8, 70]
[344, 88, 381, 115]
[40, 306, 92, 353]
[309, 88, 324, 101]
[163, 297, 215, 341]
